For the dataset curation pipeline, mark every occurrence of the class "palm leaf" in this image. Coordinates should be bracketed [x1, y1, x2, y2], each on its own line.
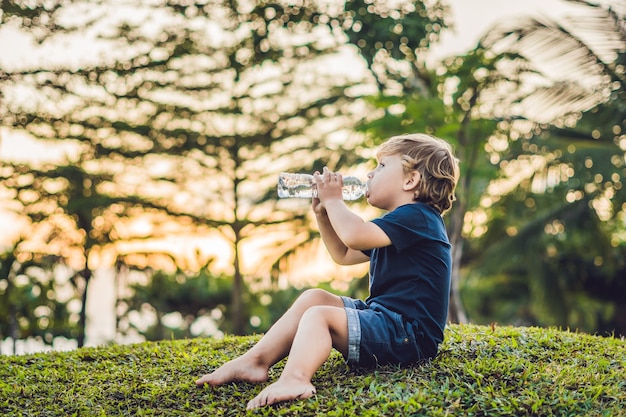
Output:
[478, 0, 625, 121]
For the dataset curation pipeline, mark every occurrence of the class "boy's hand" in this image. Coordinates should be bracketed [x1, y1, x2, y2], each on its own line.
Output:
[312, 194, 325, 216]
[314, 167, 344, 204]
[311, 171, 326, 215]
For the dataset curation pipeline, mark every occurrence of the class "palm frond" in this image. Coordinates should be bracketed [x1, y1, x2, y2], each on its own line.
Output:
[517, 82, 605, 122]
[478, 0, 625, 122]
[482, 0, 624, 75]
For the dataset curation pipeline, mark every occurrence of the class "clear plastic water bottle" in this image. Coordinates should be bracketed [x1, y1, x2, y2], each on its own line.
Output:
[277, 172, 367, 200]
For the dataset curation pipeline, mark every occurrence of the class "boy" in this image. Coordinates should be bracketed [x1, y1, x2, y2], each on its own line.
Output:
[196, 133, 460, 410]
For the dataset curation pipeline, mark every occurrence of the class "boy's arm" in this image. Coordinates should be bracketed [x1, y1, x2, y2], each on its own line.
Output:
[314, 206, 370, 265]
[313, 167, 392, 255]
[323, 199, 392, 251]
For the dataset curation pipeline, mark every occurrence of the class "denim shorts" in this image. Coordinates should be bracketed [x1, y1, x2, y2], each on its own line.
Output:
[342, 296, 424, 368]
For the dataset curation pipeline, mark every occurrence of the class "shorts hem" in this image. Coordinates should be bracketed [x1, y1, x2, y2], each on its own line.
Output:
[341, 296, 361, 365]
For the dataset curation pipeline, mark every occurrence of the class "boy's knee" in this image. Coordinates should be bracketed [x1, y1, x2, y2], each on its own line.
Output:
[301, 306, 347, 337]
[297, 288, 331, 304]
[299, 305, 329, 325]
[292, 289, 343, 313]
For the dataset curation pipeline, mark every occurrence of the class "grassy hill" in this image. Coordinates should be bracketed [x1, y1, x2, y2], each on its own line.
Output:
[1, 324, 624, 416]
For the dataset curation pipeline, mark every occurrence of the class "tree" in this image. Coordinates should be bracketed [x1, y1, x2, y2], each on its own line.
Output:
[465, 103, 626, 335]
[120, 259, 233, 340]
[0, 159, 163, 346]
[1, 0, 451, 341]
[479, 0, 625, 125]
[346, 46, 523, 323]
[3, 0, 357, 338]
[0, 239, 74, 354]
[462, 0, 626, 334]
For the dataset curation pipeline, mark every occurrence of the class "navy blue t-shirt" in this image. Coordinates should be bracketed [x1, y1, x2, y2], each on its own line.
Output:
[363, 202, 451, 358]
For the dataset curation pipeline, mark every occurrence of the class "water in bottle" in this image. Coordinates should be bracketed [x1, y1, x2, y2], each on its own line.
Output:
[277, 173, 316, 198]
[278, 172, 367, 200]
[341, 176, 368, 200]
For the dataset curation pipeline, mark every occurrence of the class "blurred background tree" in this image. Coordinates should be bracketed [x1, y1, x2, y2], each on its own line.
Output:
[1, 0, 625, 352]
[0, 0, 448, 346]
[351, 48, 513, 323]
[0, 238, 74, 355]
[463, 0, 626, 335]
[119, 260, 232, 340]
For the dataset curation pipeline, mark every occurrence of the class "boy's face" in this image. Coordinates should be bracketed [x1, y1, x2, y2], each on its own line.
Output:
[366, 154, 416, 210]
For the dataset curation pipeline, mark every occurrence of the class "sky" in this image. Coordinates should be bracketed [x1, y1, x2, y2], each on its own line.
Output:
[431, 0, 580, 61]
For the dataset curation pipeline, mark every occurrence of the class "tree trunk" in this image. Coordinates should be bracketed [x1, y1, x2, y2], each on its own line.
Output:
[448, 225, 467, 323]
[447, 190, 468, 324]
[7, 256, 19, 355]
[77, 265, 92, 348]
[232, 240, 245, 335]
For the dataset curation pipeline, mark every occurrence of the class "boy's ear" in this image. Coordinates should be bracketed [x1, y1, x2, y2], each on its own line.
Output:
[403, 170, 421, 190]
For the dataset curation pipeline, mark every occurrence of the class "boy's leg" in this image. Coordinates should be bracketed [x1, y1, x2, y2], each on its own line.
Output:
[246, 304, 349, 409]
[195, 289, 344, 386]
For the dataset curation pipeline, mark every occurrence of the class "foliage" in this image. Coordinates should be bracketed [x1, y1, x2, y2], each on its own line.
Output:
[464, 132, 626, 336]
[478, 0, 625, 123]
[0, 0, 451, 343]
[0, 246, 74, 354]
[353, 47, 511, 323]
[1, 324, 624, 416]
[119, 264, 233, 341]
[341, 0, 448, 93]
[119, 266, 360, 340]
[0, 0, 73, 38]
[463, 0, 626, 337]
[0, 156, 160, 347]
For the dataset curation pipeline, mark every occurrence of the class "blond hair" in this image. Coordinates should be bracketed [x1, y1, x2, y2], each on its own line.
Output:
[377, 133, 460, 214]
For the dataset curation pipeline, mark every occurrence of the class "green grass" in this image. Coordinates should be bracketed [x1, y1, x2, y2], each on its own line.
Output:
[1, 324, 624, 416]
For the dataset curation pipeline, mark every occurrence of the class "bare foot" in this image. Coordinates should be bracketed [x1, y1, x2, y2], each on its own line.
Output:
[195, 356, 269, 386]
[246, 378, 316, 409]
